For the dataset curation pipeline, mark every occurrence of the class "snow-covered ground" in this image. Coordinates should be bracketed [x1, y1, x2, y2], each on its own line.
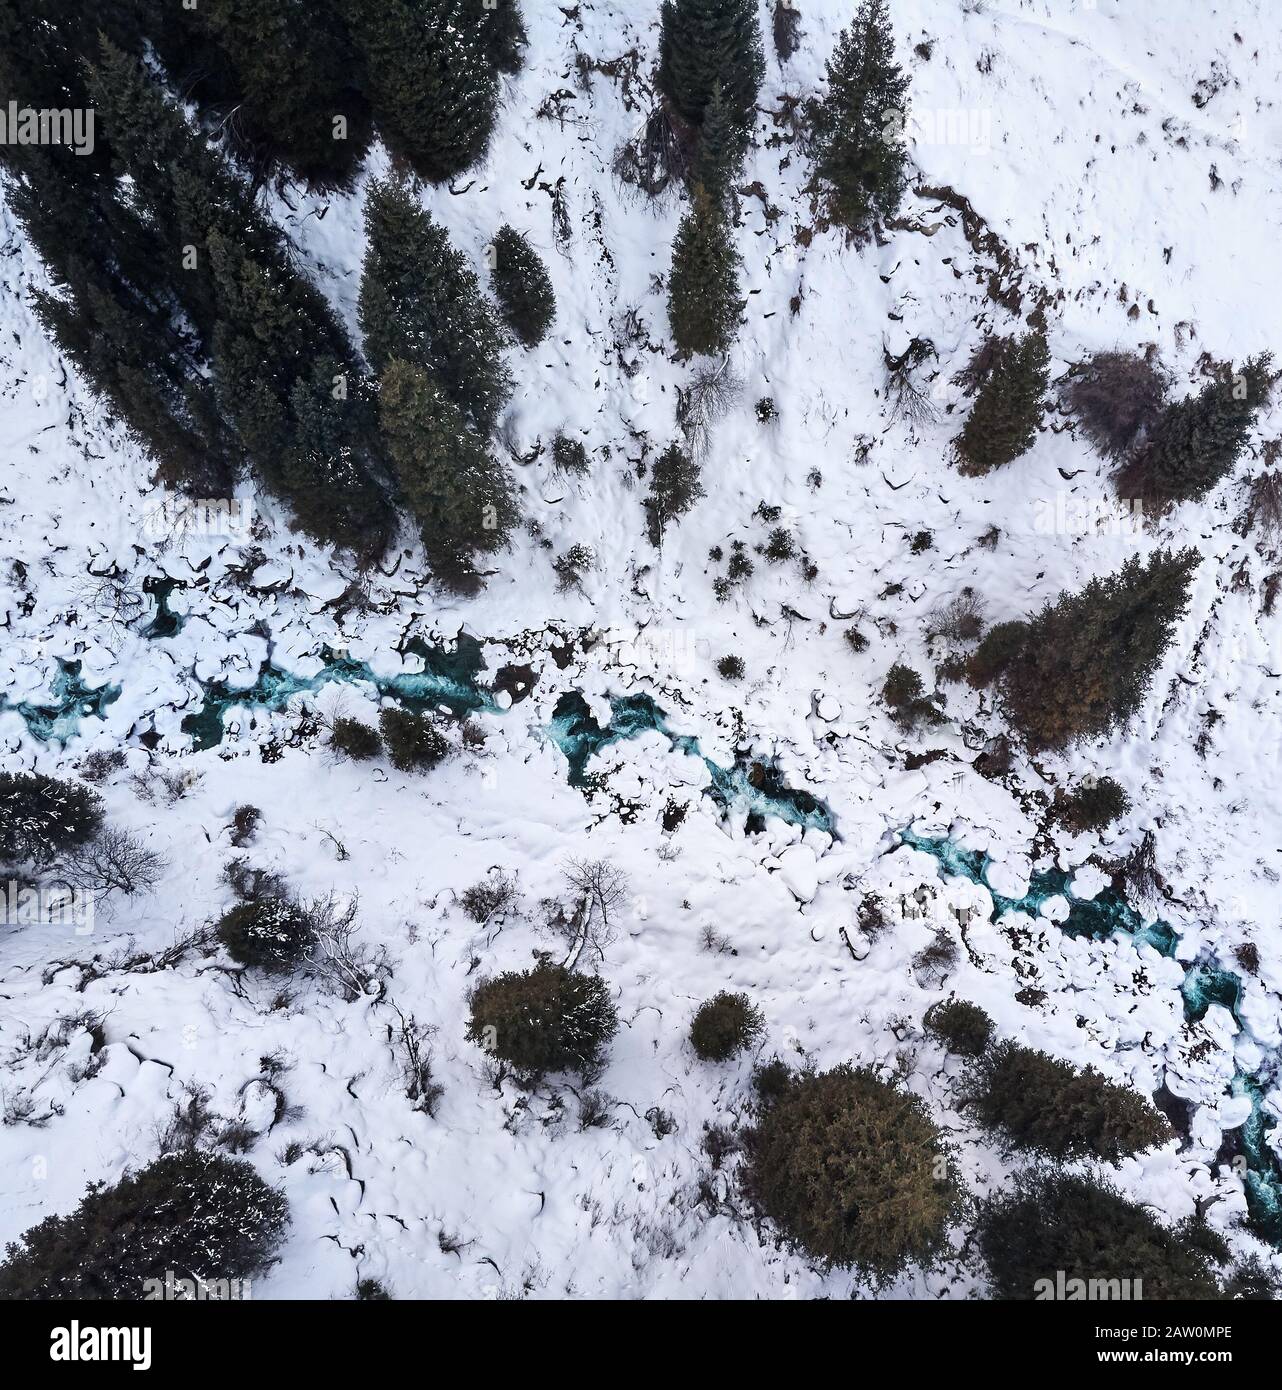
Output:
[2, 0, 1281, 1298]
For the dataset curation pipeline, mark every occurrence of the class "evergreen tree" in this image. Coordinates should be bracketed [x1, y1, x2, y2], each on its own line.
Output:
[462, 0, 527, 74]
[1121, 356, 1274, 506]
[141, 0, 374, 188]
[811, 0, 910, 231]
[978, 1170, 1223, 1301]
[0, 772, 103, 868]
[691, 81, 743, 205]
[999, 549, 1199, 747]
[489, 225, 556, 348]
[377, 360, 516, 589]
[964, 1042, 1171, 1163]
[955, 330, 1051, 475]
[645, 442, 704, 546]
[0, 1152, 288, 1299]
[667, 185, 742, 356]
[347, 0, 499, 184]
[658, 0, 764, 140]
[744, 1065, 962, 1279]
[360, 177, 512, 435]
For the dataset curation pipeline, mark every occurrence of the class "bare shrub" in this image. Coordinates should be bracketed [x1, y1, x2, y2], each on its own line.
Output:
[559, 857, 631, 967]
[58, 828, 166, 897]
[676, 359, 741, 459]
[460, 871, 518, 925]
[772, 0, 802, 60]
[1063, 350, 1170, 459]
[390, 1007, 444, 1117]
[927, 587, 986, 644]
[303, 893, 388, 1002]
[883, 336, 939, 426]
[1244, 468, 1282, 537]
[612, 105, 693, 200]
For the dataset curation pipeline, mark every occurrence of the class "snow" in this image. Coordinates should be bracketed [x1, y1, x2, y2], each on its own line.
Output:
[0, 0, 1281, 1299]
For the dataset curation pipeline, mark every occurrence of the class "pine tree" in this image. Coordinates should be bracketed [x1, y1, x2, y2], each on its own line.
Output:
[360, 177, 512, 435]
[999, 549, 1199, 747]
[377, 360, 517, 590]
[145, 0, 374, 187]
[668, 185, 742, 356]
[956, 330, 1051, 475]
[811, 0, 910, 231]
[462, 0, 527, 74]
[347, 0, 499, 184]
[691, 81, 743, 205]
[489, 225, 556, 348]
[1121, 356, 1274, 506]
[658, 0, 764, 138]
[645, 442, 704, 545]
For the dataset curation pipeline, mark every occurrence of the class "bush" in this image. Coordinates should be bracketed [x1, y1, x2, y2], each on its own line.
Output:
[216, 899, 316, 974]
[744, 1064, 961, 1278]
[717, 654, 745, 680]
[965, 620, 1028, 688]
[330, 717, 383, 761]
[459, 871, 517, 924]
[690, 991, 764, 1061]
[490, 224, 555, 347]
[0, 772, 103, 867]
[977, 1169, 1222, 1301]
[963, 1042, 1171, 1163]
[883, 664, 943, 730]
[378, 708, 451, 773]
[751, 1056, 793, 1107]
[551, 433, 589, 476]
[645, 442, 704, 546]
[1054, 776, 1130, 834]
[466, 960, 618, 1078]
[0, 1151, 288, 1299]
[1063, 350, 1170, 460]
[924, 999, 993, 1057]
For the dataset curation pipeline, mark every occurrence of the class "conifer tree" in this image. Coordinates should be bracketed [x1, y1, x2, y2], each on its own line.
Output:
[489, 225, 556, 348]
[377, 360, 517, 590]
[955, 329, 1051, 475]
[998, 549, 1199, 747]
[667, 186, 742, 356]
[143, 0, 374, 187]
[360, 177, 512, 435]
[691, 82, 743, 205]
[1120, 356, 1274, 506]
[463, 0, 528, 74]
[645, 442, 704, 546]
[658, 0, 764, 139]
[348, 0, 499, 184]
[811, 0, 910, 231]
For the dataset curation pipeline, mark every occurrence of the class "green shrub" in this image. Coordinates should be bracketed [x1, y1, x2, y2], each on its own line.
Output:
[978, 1169, 1222, 1301]
[924, 999, 993, 1057]
[883, 663, 943, 730]
[964, 1042, 1171, 1162]
[0, 1151, 288, 1299]
[216, 898, 315, 974]
[551, 433, 589, 476]
[0, 771, 103, 867]
[330, 717, 383, 761]
[751, 1056, 794, 1107]
[378, 708, 450, 773]
[744, 1064, 962, 1278]
[466, 960, 618, 1078]
[690, 991, 764, 1061]
[1054, 776, 1130, 833]
[965, 620, 1028, 688]
[717, 654, 745, 681]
